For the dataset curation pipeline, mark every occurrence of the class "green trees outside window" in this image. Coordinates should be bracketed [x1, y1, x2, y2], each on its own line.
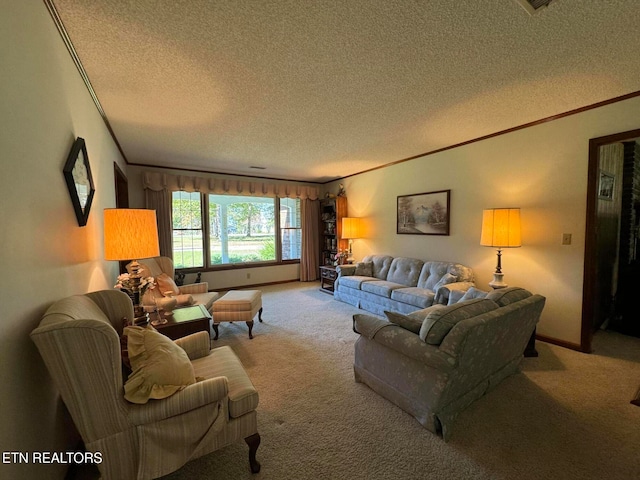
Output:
[172, 191, 301, 269]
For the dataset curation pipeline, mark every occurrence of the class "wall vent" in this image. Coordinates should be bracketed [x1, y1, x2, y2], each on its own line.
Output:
[514, 0, 554, 15]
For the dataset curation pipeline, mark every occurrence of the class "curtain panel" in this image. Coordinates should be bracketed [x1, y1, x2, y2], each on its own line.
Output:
[142, 171, 320, 200]
[144, 189, 172, 257]
[300, 199, 320, 281]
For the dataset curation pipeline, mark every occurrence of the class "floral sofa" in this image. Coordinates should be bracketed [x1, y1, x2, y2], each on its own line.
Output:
[353, 287, 546, 440]
[334, 255, 475, 315]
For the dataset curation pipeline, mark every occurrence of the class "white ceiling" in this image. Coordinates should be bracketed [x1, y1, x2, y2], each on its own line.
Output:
[50, 0, 640, 183]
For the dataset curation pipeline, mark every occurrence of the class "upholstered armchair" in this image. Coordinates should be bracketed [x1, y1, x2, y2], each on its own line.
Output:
[129, 256, 219, 312]
[31, 290, 261, 479]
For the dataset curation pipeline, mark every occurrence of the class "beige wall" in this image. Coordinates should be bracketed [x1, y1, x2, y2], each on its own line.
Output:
[0, 2, 124, 478]
[327, 96, 640, 347]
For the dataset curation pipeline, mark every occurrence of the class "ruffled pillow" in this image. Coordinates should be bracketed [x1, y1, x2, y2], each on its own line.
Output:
[123, 326, 195, 404]
[156, 273, 180, 296]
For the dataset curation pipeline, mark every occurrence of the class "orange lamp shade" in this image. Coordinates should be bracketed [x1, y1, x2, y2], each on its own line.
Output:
[480, 208, 521, 248]
[104, 208, 160, 261]
[342, 217, 362, 240]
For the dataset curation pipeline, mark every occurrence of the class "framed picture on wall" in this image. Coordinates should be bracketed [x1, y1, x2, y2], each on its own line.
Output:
[598, 170, 615, 201]
[397, 189, 450, 235]
[63, 137, 95, 226]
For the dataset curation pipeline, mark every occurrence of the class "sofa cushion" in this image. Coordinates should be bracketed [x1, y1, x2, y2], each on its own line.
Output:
[417, 262, 453, 290]
[390, 287, 435, 308]
[384, 310, 422, 334]
[191, 345, 259, 418]
[191, 292, 218, 311]
[419, 298, 500, 345]
[361, 255, 394, 280]
[407, 303, 446, 321]
[386, 257, 424, 287]
[433, 273, 457, 291]
[123, 326, 196, 404]
[354, 261, 373, 277]
[361, 280, 405, 298]
[340, 275, 377, 290]
[486, 287, 532, 306]
[459, 286, 488, 302]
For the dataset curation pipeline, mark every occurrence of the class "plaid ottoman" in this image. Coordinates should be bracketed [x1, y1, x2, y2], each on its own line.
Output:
[212, 290, 263, 339]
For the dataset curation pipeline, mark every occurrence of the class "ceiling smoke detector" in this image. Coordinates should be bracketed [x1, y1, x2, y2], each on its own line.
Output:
[514, 0, 554, 15]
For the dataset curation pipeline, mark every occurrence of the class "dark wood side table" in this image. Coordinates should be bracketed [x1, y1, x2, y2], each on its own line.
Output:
[319, 265, 338, 294]
[152, 304, 212, 340]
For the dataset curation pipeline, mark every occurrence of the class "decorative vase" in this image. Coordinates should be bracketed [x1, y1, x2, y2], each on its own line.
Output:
[157, 295, 177, 316]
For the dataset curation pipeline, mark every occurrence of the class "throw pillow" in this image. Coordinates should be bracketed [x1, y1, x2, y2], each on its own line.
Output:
[419, 298, 499, 345]
[384, 311, 422, 334]
[156, 273, 180, 296]
[486, 287, 531, 306]
[407, 304, 446, 322]
[354, 261, 373, 277]
[123, 325, 196, 404]
[433, 273, 457, 291]
[459, 287, 488, 302]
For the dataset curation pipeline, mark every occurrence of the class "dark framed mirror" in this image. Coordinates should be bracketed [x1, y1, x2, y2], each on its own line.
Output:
[63, 137, 95, 227]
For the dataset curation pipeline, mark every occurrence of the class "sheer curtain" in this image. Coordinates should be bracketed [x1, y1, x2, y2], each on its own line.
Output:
[300, 198, 320, 281]
[145, 189, 172, 257]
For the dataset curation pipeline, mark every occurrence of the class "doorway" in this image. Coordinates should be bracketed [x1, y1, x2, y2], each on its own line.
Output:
[114, 163, 129, 273]
[582, 129, 640, 352]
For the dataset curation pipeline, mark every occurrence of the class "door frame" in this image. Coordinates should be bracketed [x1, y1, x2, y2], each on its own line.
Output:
[581, 128, 640, 352]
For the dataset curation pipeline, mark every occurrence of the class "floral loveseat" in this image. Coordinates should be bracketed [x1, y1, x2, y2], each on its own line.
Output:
[353, 287, 546, 440]
[334, 255, 475, 315]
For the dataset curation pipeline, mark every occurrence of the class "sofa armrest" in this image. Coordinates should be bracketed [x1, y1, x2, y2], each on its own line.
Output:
[354, 314, 456, 372]
[436, 281, 476, 304]
[174, 331, 211, 360]
[127, 376, 229, 425]
[336, 265, 356, 277]
[353, 314, 391, 338]
[179, 282, 209, 295]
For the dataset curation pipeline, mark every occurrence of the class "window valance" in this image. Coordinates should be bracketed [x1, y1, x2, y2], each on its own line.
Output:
[142, 171, 320, 200]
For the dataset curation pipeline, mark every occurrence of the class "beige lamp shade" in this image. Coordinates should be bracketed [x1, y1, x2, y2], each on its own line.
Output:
[341, 217, 362, 239]
[104, 208, 160, 261]
[480, 208, 521, 248]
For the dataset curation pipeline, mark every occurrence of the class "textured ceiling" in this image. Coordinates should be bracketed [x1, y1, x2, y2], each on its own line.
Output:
[50, 0, 640, 183]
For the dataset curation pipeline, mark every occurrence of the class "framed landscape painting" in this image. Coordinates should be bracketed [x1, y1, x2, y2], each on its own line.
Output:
[397, 189, 450, 235]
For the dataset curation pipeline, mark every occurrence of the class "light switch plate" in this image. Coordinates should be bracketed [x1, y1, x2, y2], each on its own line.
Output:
[562, 233, 572, 245]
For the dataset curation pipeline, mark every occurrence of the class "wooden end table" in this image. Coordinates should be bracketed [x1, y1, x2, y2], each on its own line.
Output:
[152, 304, 212, 340]
[319, 265, 337, 294]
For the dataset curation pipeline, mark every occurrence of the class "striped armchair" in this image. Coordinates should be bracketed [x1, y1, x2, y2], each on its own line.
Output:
[131, 256, 219, 312]
[31, 289, 261, 479]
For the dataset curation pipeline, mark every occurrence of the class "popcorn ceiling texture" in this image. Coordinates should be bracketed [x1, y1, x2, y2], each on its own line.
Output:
[51, 0, 640, 182]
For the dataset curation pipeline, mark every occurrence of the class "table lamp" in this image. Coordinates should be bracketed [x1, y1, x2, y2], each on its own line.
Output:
[104, 208, 160, 323]
[480, 208, 521, 289]
[341, 217, 362, 264]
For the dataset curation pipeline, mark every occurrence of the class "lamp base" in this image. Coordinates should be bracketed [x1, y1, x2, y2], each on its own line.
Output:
[488, 272, 508, 290]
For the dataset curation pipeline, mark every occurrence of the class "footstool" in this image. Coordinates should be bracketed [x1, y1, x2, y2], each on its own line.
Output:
[212, 290, 263, 340]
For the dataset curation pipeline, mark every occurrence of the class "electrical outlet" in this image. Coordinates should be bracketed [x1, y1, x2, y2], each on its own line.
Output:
[562, 233, 572, 245]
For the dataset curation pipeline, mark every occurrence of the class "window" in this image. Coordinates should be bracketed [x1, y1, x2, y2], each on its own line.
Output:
[172, 191, 204, 268]
[280, 197, 301, 260]
[172, 192, 301, 268]
[209, 195, 276, 264]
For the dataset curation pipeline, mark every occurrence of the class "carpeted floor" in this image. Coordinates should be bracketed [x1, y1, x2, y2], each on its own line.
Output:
[156, 282, 640, 480]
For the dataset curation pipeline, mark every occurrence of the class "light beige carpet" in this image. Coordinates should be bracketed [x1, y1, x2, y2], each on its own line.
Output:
[159, 282, 640, 480]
